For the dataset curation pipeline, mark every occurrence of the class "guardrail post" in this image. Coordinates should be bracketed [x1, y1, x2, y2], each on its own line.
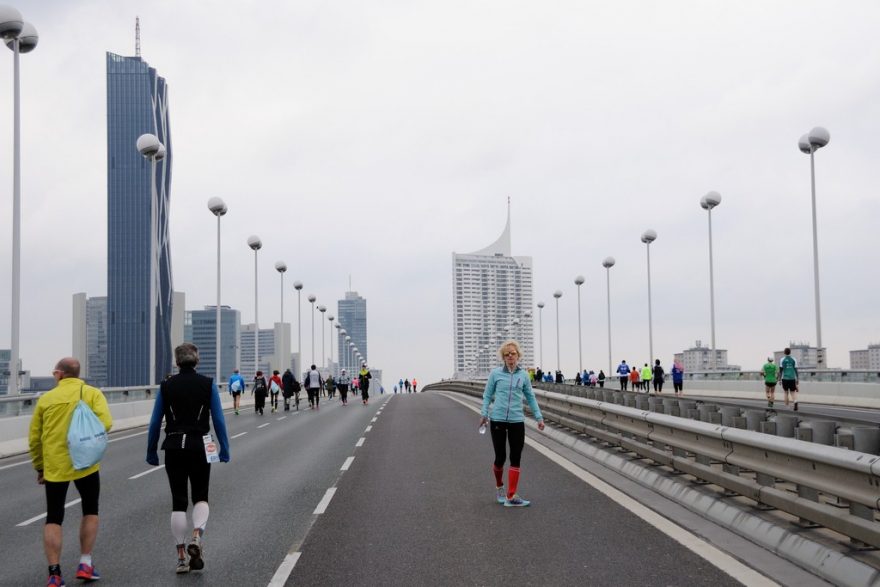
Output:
[775, 415, 799, 438]
[720, 406, 741, 427]
[854, 427, 880, 455]
[745, 410, 765, 432]
[759, 421, 777, 435]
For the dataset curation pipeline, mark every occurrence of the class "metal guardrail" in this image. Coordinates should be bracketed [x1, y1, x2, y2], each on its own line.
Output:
[427, 380, 880, 549]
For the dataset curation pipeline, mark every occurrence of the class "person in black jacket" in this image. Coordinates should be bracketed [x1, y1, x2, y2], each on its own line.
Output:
[281, 369, 298, 411]
[146, 343, 230, 575]
[253, 371, 268, 415]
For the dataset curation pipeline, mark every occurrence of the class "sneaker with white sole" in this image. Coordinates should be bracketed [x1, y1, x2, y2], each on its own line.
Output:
[504, 494, 530, 507]
[496, 486, 506, 504]
[187, 536, 204, 571]
[176, 559, 190, 574]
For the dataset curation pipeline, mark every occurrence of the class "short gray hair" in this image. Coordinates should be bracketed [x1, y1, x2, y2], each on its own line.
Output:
[175, 342, 200, 368]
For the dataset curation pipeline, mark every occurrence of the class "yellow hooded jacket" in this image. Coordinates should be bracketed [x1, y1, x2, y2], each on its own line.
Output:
[29, 378, 113, 482]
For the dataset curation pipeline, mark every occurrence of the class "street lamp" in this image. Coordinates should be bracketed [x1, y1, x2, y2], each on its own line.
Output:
[641, 229, 658, 364]
[574, 275, 585, 374]
[275, 262, 287, 323]
[308, 294, 316, 366]
[346, 336, 352, 374]
[137, 133, 165, 386]
[293, 281, 303, 373]
[602, 257, 615, 375]
[248, 236, 262, 374]
[333, 321, 340, 376]
[318, 305, 327, 368]
[700, 192, 722, 370]
[2, 7, 36, 395]
[537, 301, 545, 369]
[328, 315, 335, 371]
[553, 290, 563, 373]
[799, 127, 831, 366]
[207, 197, 227, 382]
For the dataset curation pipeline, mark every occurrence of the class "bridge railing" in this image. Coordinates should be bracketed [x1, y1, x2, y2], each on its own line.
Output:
[427, 379, 880, 549]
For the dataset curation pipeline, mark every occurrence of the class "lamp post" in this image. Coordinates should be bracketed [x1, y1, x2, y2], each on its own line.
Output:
[293, 281, 303, 373]
[346, 337, 352, 375]
[137, 133, 166, 386]
[641, 229, 657, 363]
[602, 257, 615, 375]
[308, 295, 316, 366]
[553, 290, 562, 373]
[523, 311, 532, 366]
[328, 315, 335, 372]
[574, 276, 585, 374]
[333, 321, 340, 376]
[537, 301, 545, 369]
[275, 262, 287, 323]
[207, 197, 227, 382]
[247, 236, 262, 374]
[2, 8, 36, 394]
[700, 192, 722, 370]
[318, 305, 327, 368]
[799, 127, 831, 365]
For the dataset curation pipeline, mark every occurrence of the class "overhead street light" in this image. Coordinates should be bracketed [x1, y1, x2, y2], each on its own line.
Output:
[700, 192, 722, 370]
[602, 256, 615, 375]
[137, 133, 165, 386]
[574, 275, 585, 374]
[308, 294, 316, 366]
[207, 197, 227, 382]
[641, 229, 657, 364]
[553, 290, 563, 374]
[537, 301, 545, 369]
[293, 281, 303, 373]
[248, 235, 262, 374]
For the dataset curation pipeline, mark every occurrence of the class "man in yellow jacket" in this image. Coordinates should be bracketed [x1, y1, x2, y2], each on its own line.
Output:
[29, 357, 112, 586]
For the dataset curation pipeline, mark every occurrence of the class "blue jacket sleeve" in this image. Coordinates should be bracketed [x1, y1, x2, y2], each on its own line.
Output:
[146, 389, 164, 465]
[481, 372, 496, 418]
[210, 383, 230, 462]
[521, 376, 543, 421]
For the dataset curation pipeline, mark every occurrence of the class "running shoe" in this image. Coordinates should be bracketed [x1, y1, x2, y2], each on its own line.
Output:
[187, 536, 204, 571]
[234, 410, 239, 415]
[794, 402, 799, 411]
[46, 575, 65, 587]
[176, 559, 190, 574]
[75, 563, 101, 581]
[504, 495, 531, 507]
[496, 486, 506, 504]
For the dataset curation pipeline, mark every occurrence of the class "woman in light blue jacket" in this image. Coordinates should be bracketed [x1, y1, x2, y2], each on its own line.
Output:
[480, 340, 545, 507]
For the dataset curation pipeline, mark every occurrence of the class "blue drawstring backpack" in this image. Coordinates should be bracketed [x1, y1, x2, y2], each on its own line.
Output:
[67, 385, 108, 470]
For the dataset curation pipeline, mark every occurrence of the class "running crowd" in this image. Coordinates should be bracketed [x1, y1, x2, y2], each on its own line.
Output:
[530, 359, 685, 396]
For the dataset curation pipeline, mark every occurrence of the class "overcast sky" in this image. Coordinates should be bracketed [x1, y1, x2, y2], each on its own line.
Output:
[0, 1, 878, 386]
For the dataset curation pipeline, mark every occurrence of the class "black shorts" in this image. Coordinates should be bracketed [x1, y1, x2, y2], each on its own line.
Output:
[764, 381, 777, 389]
[45, 471, 100, 525]
[781, 379, 797, 392]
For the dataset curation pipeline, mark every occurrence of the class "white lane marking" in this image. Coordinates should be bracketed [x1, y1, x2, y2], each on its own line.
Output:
[313, 487, 337, 514]
[365, 425, 372, 432]
[108, 431, 147, 443]
[371, 417, 378, 423]
[277, 416, 287, 421]
[341, 456, 355, 471]
[17, 498, 81, 527]
[356, 437, 365, 447]
[268, 552, 302, 587]
[231, 432, 248, 439]
[258, 423, 270, 429]
[443, 392, 778, 587]
[129, 465, 165, 480]
[0, 460, 31, 471]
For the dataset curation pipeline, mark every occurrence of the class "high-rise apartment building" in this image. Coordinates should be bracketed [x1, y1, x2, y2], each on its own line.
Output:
[774, 342, 826, 370]
[106, 51, 173, 386]
[337, 292, 367, 375]
[673, 340, 738, 373]
[850, 344, 880, 370]
[452, 203, 534, 378]
[240, 324, 290, 377]
[184, 306, 241, 381]
[72, 294, 109, 388]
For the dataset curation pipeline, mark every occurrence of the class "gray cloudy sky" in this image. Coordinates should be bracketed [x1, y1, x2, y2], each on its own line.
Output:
[0, 1, 878, 385]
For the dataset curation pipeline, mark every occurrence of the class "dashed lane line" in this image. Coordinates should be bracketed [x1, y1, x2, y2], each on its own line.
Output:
[356, 437, 365, 447]
[129, 465, 165, 480]
[17, 499, 81, 527]
[268, 552, 302, 587]
[231, 432, 248, 439]
[277, 416, 287, 421]
[371, 417, 378, 423]
[258, 423, 270, 429]
[365, 425, 372, 432]
[341, 456, 355, 471]
[313, 488, 337, 515]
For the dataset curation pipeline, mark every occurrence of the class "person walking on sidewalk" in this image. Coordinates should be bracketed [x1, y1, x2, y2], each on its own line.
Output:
[146, 343, 230, 575]
[480, 340, 545, 508]
[762, 357, 778, 408]
[281, 368, 298, 412]
[253, 371, 268, 415]
[359, 364, 373, 405]
[652, 360, 665, 393]
[269, 370, 283, 413]
[671, 361, 684, 396]
[616, 360, 630, 391]
[29, 357, 113, 586]
[780, 348, 799, 410]
[640, 363, 653, 392]
[228, 369, 246, 415]
[305, 365, 323, 410]
[336, 369, 350, 405]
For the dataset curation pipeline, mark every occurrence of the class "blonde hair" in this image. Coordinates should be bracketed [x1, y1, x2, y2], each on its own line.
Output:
[498, 339, 522, 361]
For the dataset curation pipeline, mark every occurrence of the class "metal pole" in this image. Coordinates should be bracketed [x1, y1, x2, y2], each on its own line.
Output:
[149, 157, 157, 385]
[708, 207, 716, 371]
[9, 39, 21, 394]
[215, 214, 221, 382]
[555, 298, 561, 372]
[254, 249, 259, 374]
[279, 274, 284, 325]
[810, 148, 823, 355]
[321, 314, 325, 368]
[538, 307, 544, 367]
[576, 284, 583, 373]
[606, 267, 612, 375]
[297, 290, 301, 372]
[310, 303, 315, 366]
[646, 244, 654, 364]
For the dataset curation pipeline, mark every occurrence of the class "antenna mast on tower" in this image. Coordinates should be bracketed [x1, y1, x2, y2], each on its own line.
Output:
[135, 17, 141, 57]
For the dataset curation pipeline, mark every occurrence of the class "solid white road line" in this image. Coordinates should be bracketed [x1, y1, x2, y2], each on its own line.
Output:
[129, 465, 165, 480]
[313, 488, 337, 514]
[258, 423, 270, 429]
[443, 392, 778, 587]
[356, 437, 365, 447]
[268, 552, 302, 587]
[365, 425, 372, 432]
[341, 456, 355, 471]
[17, 498, 81, 527]
[231, 432, 248, 439]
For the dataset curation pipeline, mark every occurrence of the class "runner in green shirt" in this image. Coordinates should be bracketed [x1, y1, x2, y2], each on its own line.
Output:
[762, 357, 778, 408]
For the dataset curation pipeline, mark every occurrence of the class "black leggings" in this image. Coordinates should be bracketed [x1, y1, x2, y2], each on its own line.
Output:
[45, 471, 100, 525]
[490, 421, 525, 468]
[164, 449, 211, 511]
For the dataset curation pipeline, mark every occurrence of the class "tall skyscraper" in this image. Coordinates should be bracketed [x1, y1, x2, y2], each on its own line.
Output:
[452, 202, 534, 377]
[72, 293, 109, 388]
[184, 306, 241, 381]
[337, 291, 367, 374]
[106, 51, 173, 386]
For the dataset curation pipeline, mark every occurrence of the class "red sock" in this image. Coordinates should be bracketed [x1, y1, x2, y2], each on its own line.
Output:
[492, 465, 504, 487]
[507, 467, 521, 499]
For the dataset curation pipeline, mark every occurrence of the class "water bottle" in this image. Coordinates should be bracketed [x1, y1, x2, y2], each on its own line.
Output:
[479, 422, 487, 435]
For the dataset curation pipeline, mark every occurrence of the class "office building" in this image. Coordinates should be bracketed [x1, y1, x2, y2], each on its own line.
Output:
[170, 291, 186, 351]
[337, 291, 367, 375]
[106, 51, 173, 386]
[241, 324, 289, 376]
[452, 202, 534, 378]
[184, 306, 241, 381]
[72, 293, 109, 388]
[850, 344, 880, 370]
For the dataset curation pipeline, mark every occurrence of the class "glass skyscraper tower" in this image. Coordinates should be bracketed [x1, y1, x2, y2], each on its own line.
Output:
[106, 52, 173, 386]
[337, 291, 367, 374]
